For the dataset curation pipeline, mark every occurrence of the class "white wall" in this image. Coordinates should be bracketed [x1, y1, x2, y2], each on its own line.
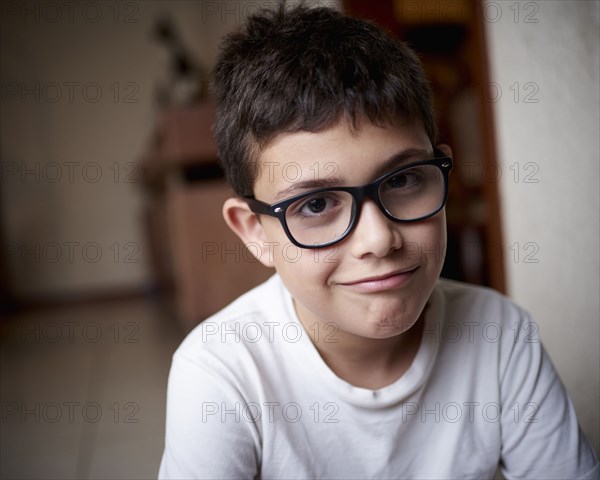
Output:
[0, 0, 337, 299]
[485, 0, 599, 454]
[0, 1, 190, 298]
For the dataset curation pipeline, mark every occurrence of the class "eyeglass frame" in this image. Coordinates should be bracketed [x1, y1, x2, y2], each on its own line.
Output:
[243, 149, 453, 249]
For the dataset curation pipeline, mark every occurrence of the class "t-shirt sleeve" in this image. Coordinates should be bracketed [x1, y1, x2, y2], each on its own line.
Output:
[158, 350, 261, 479]
[498, 308, 599, 479]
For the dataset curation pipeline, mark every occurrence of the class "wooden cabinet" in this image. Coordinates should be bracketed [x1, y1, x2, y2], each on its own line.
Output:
[142, 102, 272, 331]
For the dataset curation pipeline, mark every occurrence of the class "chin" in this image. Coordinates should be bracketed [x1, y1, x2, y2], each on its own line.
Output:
[361, 311, 419, 338]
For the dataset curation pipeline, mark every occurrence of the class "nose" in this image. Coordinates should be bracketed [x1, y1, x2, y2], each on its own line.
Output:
[348, 199, 403, 258]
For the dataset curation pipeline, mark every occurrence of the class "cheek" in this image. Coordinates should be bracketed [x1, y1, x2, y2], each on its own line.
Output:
[255, 219, 341, 284]
[426, 219, 446, 272]
[256, 219, 298, 266]
[273, 243, 340, 288]
[401, 215, 447, 268]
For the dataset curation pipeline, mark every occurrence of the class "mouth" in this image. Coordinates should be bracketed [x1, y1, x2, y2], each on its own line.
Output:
[339, 266, 420, 293]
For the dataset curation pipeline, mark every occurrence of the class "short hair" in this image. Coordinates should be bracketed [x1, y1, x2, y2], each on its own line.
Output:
[213, 4, 438, 197]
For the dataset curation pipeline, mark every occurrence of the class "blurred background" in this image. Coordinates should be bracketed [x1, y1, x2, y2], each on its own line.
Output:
[1, 0, 598, 478]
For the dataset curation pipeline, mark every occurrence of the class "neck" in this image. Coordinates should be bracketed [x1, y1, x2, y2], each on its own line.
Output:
[295, 303, 426, 390]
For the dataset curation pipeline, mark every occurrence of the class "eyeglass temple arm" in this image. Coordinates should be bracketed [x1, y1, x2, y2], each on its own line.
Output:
[243, 196, 275, 215]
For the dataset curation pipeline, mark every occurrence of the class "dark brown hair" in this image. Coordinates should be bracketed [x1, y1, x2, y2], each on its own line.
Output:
[213, 4, 437, 196]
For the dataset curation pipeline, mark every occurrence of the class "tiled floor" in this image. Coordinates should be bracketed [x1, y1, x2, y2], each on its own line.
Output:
[0, 297, 185, 480]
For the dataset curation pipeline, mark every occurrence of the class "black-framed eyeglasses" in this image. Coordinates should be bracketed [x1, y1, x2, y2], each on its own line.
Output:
[244, 149, 453, 249]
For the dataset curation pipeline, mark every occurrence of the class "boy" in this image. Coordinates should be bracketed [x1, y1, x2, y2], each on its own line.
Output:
[159, 5, 598, 479]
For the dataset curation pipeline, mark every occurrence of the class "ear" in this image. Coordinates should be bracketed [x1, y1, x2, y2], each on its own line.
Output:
[222, 197, 275, 268]
[436, 143, 453, 158]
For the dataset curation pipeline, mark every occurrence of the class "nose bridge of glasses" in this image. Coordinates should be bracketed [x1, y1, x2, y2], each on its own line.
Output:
[349, 181, 383, 209]
[348, 181, 394, 228]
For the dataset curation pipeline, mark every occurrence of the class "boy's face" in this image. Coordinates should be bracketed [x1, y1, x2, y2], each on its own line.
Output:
[225, 120, 448, 340]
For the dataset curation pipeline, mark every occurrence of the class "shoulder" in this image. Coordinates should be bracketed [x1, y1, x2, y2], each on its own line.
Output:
[171, 273, 288, 376]
[434, 277, 529, 327]
[430, 278, 539, 359]
[435, 277, 514, 307]
[160, 281, 278, 479]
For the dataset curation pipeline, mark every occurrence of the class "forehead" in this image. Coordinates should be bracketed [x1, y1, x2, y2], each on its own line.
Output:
[252, 120, 432, 203]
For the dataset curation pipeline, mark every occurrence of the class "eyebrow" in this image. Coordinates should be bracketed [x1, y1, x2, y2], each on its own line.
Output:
[372, 147, 433, 178]
[272, 147, 433, 202]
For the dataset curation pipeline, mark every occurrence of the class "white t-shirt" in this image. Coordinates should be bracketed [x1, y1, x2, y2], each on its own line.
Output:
[159, 275, 598, 479]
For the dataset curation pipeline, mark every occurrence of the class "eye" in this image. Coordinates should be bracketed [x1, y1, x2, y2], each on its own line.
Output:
[288, 192, 345, 219]
[298, 195, 339, 216]
[387, 171, 419, 189]
[304, 197, 328, 214]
